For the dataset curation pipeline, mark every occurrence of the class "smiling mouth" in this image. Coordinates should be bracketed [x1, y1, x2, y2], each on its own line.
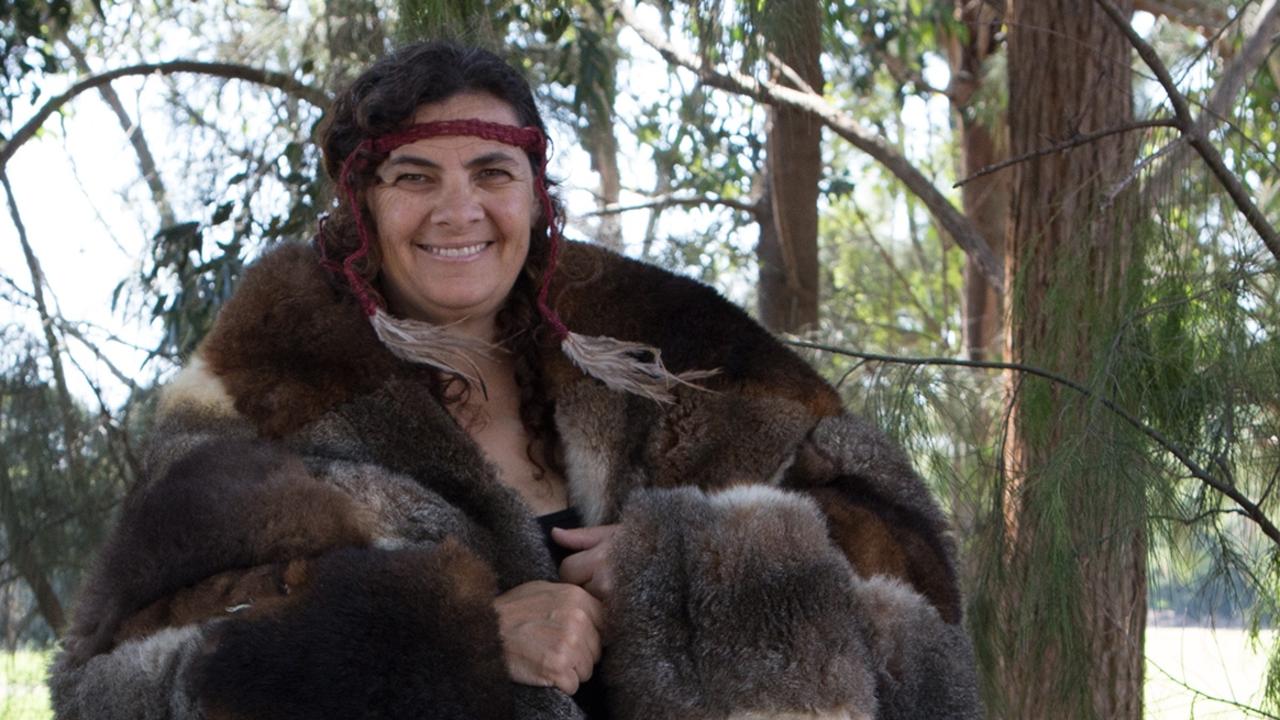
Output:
[417, 242, 492, 259]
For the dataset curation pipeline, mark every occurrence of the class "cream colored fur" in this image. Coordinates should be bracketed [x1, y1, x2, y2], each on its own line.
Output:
[155, 355, 237, 418]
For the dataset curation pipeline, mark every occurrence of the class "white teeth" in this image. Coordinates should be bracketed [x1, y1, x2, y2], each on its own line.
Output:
[422, 243, 488, 258]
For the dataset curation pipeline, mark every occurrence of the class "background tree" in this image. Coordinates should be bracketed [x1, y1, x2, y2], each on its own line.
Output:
[985, 2, 1146, 717]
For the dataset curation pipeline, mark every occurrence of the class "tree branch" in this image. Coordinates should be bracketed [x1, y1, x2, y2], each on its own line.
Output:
[583, 192, 760, 218]
[954, 119, 1180, 187]
[615, 1, 1005, 293]
[0, 60, 329, 173]
[1095, 0, 1280, 265]
[785, 338, 1280, 549]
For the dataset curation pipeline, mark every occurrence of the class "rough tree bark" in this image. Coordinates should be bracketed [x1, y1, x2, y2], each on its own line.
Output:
[998, 1, 1145, 718]
[757, 0, 822, 333]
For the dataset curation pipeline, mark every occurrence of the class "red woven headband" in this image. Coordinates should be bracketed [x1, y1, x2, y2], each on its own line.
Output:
[331, 119, 570, 340]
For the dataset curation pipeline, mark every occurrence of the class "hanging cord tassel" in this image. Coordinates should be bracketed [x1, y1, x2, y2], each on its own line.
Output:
[559, 332, 719, 403]
[528, 148, 717, 402]
[370, 308, 494, 394]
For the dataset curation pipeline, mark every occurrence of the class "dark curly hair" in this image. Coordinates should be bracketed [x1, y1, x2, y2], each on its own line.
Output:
[316, 41, 563, 479]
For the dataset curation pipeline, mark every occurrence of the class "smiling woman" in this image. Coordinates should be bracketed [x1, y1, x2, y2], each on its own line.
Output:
[368, 94, 537, 335]
[47, 41, 981, 720]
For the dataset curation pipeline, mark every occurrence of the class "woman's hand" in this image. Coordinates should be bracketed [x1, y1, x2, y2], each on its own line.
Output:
[552, 524, 621, 602]
[492, 580, 604, 695]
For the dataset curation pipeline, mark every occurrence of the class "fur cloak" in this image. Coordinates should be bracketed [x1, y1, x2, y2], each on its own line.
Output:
[49, 240, 981, 720]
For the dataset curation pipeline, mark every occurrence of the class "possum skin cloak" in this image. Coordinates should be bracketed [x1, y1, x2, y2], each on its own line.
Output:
[49, 240, 982, 720]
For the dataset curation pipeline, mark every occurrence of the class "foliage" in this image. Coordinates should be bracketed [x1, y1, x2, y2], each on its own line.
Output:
[0, 328, 129, 643]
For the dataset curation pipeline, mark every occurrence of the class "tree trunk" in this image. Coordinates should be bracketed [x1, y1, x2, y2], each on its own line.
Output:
[758, 0, 822, 333]
[586, 115, 623, 251]
[0, 456, 65, 637]
[996, 2, 1146, 718]
[325, 0, 385, 87]
[947, 2, 1007, 361]
[582, 25, 624, 252]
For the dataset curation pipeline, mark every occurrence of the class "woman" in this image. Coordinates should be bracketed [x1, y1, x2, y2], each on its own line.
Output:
[49, 42, 981, 720]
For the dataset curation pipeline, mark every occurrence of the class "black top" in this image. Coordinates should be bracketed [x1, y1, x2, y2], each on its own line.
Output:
[535, 506, 609, 719]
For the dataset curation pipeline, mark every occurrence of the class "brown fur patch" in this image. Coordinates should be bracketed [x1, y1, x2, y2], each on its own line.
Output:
[551, 242, 842, 417]
[114, 559, 314, 644]
[807, 486, 961, 624]
[198, 243, 406, 438]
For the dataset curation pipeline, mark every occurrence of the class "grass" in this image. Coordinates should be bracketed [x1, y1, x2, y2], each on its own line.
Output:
[0, 628, 1273, 718]
[0, 648, 51, 720]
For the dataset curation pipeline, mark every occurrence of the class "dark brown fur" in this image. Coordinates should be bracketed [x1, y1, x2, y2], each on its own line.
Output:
[550, 242, 843, 418]
[63, 439, 374, 664]
[195, 539, 511, 720]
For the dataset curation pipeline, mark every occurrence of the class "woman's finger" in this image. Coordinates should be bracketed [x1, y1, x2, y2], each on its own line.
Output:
[550, 523, 620, 551]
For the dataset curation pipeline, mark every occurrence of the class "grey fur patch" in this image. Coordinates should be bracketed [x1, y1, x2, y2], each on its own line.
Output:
[324, 378, 556, 586]
[311, 458, 480, 549]
[142, 405, 257, 487]
[556, 379, 816, 524]
[511, 685, 588, 720]
[853, 575, 983, 719]
[48, 624, 206, 720]
[606, 486, 876, 720]
[650, 389, 814, 491]
[808, 414, 950, 533]
[555, 379, 632, 524]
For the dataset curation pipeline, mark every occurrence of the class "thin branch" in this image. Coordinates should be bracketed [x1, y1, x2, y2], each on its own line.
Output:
[55, 320, 141, 392]
[1146, 0, 1280, 197]
[0, 60, 329, 173]
[61, 340, 144, 482]
[1103, 134, 1187, 207]
[849, 200, 943, 339]
[1150, 508, 1251, 525]
[785, 338, 1280, 549]
[954, 119, 1180, 187]
[584, 193, 760, 218]
[60, 36, 177, 227]
[615, 1, 1005, 294]
[2, 170, 87, 495]
[1095, 0, 1280, 265]
[1147, 659, 1280, 719]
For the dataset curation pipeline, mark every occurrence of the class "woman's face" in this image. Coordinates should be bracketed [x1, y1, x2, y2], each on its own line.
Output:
[368, 92, 536, 331]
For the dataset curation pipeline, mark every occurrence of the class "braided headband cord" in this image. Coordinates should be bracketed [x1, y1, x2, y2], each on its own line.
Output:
[327, 118, 714, 402]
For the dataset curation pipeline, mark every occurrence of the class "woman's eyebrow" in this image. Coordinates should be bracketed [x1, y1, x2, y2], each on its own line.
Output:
[383, 155, 440, 170]
[464, 150, 521, 169]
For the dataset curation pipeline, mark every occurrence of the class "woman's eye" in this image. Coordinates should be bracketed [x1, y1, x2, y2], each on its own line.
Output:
[390, 173, 432, 189]
[477, 167, 513, 182]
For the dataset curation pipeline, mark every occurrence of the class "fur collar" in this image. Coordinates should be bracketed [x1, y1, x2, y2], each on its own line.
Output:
[194, 240, 840, 439]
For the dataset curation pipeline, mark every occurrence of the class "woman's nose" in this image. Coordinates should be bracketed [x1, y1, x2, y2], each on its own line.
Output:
[431, 179, 484, 227]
